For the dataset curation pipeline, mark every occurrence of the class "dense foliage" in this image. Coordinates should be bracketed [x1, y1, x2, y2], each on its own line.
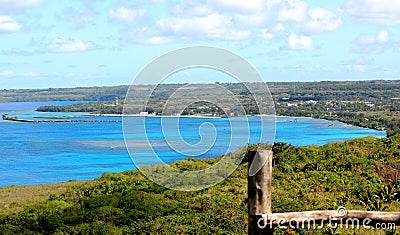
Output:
[36, 102, 123, 114]
[272, 81, 400, 136]
[1, 135, 400, 234]
[0, 86, 129, 102]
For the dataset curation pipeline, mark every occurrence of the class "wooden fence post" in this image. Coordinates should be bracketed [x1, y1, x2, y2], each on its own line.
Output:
[248, 150, 273, 235]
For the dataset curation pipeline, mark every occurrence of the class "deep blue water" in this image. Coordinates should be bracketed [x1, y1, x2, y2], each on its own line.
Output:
[0, 102, 386, 186]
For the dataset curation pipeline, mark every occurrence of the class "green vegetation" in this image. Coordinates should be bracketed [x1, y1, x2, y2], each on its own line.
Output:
[0, 181, 81, 215]
[36, 102, 123, 114]
[31, 80, 400, 136]
[0, 86, 129, 102]
[1, 135, 400, 234]
[272, 81, 400, 136]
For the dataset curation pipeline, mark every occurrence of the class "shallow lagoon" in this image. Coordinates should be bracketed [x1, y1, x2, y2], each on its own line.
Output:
[0, 102, 386, 186]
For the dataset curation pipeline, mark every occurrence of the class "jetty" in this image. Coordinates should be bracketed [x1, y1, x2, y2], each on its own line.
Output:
[2, 114, 120, 123]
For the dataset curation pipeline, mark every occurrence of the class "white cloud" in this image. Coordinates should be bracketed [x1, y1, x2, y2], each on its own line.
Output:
[273, 1, 342, 34]
[24, 71, 38, 77]
[48, 38, 96, 52]
[232, 12, 268, 28]
[211, 0, 265, 13]
[353, 31, 390, 54]
[273, 24, 285, 32]
[277, 0, 308, 22]
[0, 16, 21, 32]
[0, 0, 41, 12]
[342, 0, 400, 25]
[354, 65, 367, 72]
[377, 31, 389, 43]
[172, 2, 214, 17]
[156, 14, 251, 40]
[303, 8, 342, 33]
[61, 8, 96, 29]
[109, 7, 146, 24]
[344, 64, 367, 72]
[358, 36, 376, 44]
[260, 29, 274, 40]
[287, 33, 314, 50]
[143, 36, 173, 45]
[358, 31, 389, 44]
[110, 0, 342, 44]
[342, 57, 372, 72]
[0, 69, 13, 76]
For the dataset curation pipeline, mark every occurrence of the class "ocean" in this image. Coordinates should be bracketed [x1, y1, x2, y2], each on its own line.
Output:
[0, 102, 386, 186]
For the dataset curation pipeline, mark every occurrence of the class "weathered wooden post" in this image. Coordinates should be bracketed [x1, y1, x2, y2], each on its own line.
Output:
[248, 150, 273, 235]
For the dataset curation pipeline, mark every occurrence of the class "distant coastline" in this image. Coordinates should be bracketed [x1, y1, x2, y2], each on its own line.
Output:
[1, 80, 398, 136]
[96, 113, 222, 119]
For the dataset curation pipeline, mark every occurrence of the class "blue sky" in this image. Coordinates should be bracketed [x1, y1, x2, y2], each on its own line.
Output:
[0, 0, 400, 88]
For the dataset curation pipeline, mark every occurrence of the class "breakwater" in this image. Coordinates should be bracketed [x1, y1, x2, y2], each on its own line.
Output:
[2, 114, 120, 123]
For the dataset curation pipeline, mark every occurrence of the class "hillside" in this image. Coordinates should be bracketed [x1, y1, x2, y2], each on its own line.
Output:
[1, 135, 400, 234]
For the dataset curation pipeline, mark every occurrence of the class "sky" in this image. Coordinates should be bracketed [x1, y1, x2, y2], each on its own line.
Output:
[0, 0, 400, 89]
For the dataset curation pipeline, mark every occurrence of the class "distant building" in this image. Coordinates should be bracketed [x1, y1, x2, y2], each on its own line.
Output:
[365, 103, 375, 108]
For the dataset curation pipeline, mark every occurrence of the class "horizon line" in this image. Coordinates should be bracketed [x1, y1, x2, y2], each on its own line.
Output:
[2, 78, 400, 90]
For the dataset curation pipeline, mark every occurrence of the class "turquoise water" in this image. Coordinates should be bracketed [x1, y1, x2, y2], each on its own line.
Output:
[0, 102, 386, 186]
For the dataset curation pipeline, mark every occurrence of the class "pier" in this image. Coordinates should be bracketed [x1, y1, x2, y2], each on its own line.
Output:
[2, 114, 120, 123]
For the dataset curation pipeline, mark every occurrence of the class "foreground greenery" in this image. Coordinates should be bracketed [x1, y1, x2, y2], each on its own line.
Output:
[1, 135, 400, 234]
[0, 182, 81, 215]
[31, 80, 400, 136]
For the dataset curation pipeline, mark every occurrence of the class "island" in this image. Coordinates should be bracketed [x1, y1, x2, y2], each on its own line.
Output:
[31, 80, 400, 136]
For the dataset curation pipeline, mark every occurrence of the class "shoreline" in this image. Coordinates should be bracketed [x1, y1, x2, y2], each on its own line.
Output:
[1, 111, 388, 133]
[99, 113, 311, 119]
[96, 114, 222, 119]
